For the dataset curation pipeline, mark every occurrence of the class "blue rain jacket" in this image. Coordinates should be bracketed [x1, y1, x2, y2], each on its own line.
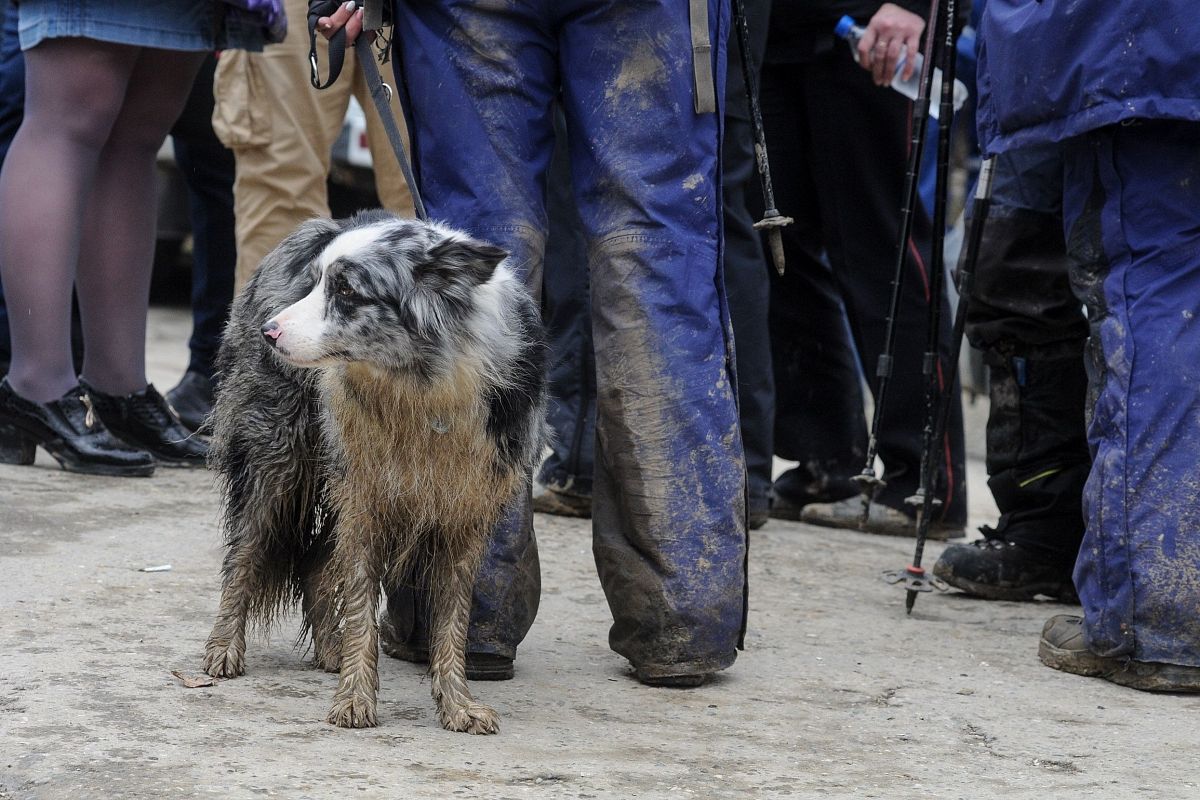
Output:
[976, 0, 1200, 154]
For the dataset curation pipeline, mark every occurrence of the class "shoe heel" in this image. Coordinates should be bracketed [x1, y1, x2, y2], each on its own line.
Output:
[0, 423, 36, 465]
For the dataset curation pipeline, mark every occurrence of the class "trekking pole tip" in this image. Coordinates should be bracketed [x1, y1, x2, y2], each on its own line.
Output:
[883, 563, 948, 614]
[754, 211, 792, 276]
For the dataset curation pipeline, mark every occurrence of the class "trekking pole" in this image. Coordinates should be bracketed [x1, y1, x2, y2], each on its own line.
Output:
[850, 0, 943, 523]
[882, 0, 963, 612]
[888, 142, 998, 614]
[732, 0, 792, 275]
[884, 148, 995, 611]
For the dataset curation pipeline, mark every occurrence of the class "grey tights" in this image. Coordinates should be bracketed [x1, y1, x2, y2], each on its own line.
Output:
[0, 38, 203, 402]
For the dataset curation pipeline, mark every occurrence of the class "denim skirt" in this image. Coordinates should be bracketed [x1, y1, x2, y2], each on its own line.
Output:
[18, 1, 265, 52]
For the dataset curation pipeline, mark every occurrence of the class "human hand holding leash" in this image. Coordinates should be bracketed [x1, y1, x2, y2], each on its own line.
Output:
[315, 0, 372, 44]
[856, 3, 925, 86]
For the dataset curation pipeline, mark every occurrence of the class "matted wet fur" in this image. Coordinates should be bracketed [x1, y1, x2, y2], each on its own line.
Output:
[201, 211, 547, 734]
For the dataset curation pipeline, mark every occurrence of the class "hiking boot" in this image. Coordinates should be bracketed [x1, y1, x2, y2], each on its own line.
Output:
[165, 370, 214, 433]
[800, 497, 965, 540]
[379, 608, 514, 681]
[531, 483, 592, 518]
[933, 537, 1079, 602]
[769, 492, 809, 522]
[769, 466, 860, 521]
[1038, 614, 1200, 692]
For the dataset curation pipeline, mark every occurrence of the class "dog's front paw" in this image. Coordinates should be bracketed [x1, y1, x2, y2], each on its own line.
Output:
[327, 691, 378, 728]
[202, 641, 245, 679]
[439, 702, 500, 735]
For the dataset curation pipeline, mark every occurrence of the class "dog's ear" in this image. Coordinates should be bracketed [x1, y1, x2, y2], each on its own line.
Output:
[420, 237, 508, 288]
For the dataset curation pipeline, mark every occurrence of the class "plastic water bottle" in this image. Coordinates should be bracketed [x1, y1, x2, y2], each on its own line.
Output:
[835, 15, 968, 120]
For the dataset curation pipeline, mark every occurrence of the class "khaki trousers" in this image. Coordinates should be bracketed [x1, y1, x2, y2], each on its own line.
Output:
[212, 0, 415, 288]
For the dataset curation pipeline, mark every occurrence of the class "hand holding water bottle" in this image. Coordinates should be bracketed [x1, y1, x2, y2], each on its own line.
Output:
[837, 6, 969, 119]
[852, 3, 925, 86]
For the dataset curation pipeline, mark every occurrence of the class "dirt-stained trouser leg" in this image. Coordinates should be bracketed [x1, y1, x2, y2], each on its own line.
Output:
[1062, 122, 1200, 665]
[562, 0, 747, 677]
[389, 1, 553, 662]
[429, 536, 498, 734]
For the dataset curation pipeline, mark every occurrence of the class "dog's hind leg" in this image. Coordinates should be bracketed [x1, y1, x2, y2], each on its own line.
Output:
[326, 528, 382, 728]
[202, 545, 262, 679]
[429, 540, 499, 735]
[301, 546, 342, 673]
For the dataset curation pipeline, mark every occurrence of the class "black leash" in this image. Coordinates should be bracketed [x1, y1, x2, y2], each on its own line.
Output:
[307, 1, 428, 221]
[307, 0, 346, 89]
[353, 37, 428, 221]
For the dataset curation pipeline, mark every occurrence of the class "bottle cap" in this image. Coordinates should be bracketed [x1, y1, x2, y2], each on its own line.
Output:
[834, 16, 856, 39]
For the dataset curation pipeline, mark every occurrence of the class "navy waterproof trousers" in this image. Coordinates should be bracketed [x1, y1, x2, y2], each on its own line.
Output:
[1062, 121, 1200, 666]
[393, 0, 747, 676]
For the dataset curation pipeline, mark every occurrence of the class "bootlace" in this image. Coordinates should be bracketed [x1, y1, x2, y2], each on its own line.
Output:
[975, 525, 1010, 549]
[131, 388, 177, 429]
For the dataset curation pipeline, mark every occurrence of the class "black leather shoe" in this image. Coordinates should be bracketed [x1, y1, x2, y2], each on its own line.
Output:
[165, 370, 213, 433]
[79, 378, 208, 467]
[0, 378, 155, 476]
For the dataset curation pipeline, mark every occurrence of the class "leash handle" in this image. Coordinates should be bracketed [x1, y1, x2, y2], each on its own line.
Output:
[306, 2, 426, 220]
[308, 0, 347, 89]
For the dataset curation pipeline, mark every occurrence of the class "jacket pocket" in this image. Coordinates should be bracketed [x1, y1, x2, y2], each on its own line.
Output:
[211, 50, 272, 149]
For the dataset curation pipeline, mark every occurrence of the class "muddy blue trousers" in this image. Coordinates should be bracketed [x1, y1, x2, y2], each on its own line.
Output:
[392, 0, 747, 675]
[1062, 121, 1200, 666]
[537, 0, 774, 519]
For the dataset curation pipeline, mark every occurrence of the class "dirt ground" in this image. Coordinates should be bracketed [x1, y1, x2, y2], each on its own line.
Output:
[1, 308, 1194, 800]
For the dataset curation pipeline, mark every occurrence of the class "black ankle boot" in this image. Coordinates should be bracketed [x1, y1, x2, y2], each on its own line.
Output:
[78, 378, 208, 467]
[165, 370, 214, 433]
[0, 378, 155, 476]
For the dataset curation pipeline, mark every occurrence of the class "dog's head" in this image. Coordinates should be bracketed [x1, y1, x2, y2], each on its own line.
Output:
[261, 213, 509, 376]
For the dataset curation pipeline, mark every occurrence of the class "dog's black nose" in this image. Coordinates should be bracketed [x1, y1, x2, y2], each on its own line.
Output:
[261, 320, 282, 346]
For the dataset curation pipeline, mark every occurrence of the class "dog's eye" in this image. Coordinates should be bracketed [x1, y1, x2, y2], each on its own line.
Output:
[333, 276, 357, 299]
